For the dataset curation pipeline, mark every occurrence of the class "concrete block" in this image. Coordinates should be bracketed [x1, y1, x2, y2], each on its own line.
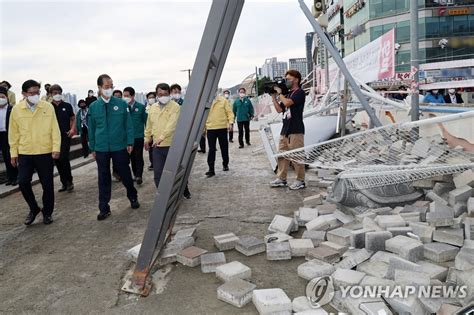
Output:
[365, 231, 393, 252]
[372, 207, 393, 215]
[359, 301, 393, 315]
[411, 137, 430, 157]
[216, 261, 251, 282]
[268, 215, 294, 234]
[385, 256, 422, 279]
[426, 202, 454, 227]
[385, 235, 424, 262]
[424, 242, 459, 263]
[305, 246, 340, 264]
[326, 227, 352, 246]
[454, 202, 468, 217]
[386, 226, 412, 236]
[176, 246, 208, 267]
[315, 203, 337, 215]
[362, 217, 383, 231]
[453, 169, 474, 188]
[417, 260, 448, 281]
[264, 232, 293, 243]
[200, 252, 226, 273]
[166, 236, 195, 251]
[454, 242, 474, 271]
[289, 239, 314, 257]
[433, 182, 455, 196]
[335, 248, 371, 269]
[399, 212, 420, 223]
[301, 230, 326, 246]
[464, 217, 474, 240]
[350, 228, 373, 248]
[436, 303, 461, 315]
[374, 215, 406, 229]
[292, 296, 313, 313]
[370, 251, 399, 264]
[319, 241, 348, 255]
[426, 191, 448, 206]
[174, 227, 196, 240]
[305, 214, 340, 231]
[291, 217, 299, 233]
[297, 259, 335, 280]
[356, 211, 377, 221]
[297, 207, 319, 225]
[235, 236, 265, 256]
[217, 278, 256, 308]
[394, 269, 430, 286]
[332, 268, 365, 289]
[252, 288, 292, 315]
[333, 209, 354, 224]
[157, 247, 180, 265]
[468, 197, 474, 216]
[303, 194, 323, 207]
[386, 295, 425, 315]
[213, 233, 240, 251]
[356, 260, 389, 279]
[360, 275, 396, 287]
[266, 242, 291, 261]
[409, 222, 435, 243]
[448, 185, 473, 206]
[432, 227, 464, 247]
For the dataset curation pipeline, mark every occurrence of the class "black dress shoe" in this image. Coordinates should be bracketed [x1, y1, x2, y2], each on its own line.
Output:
[183, 190, 191, 199]
[10, 179, 18, 186]
[148, 166, 153, 171]
[223, 166, 229, 171]
[97, 211, 111, 221]
[58, 185, 67, 192]
[238, 145, 244, 149]
[130, 200, 140, 209]
[229, 140, 234, 143]
[246, 142, 251, 146]
[5, 181, 11, 186]
[205, 171, 215, 177]
[136, 177, 143, 185]
[43, 216, 53, 225]
[67, 182, 74, 192]
[24, 210, 40, 226]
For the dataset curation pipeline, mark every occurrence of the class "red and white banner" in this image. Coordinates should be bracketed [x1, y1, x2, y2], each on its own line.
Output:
[329, 29, 395, 90]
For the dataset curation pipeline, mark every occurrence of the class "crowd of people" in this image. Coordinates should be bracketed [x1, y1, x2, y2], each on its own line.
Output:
[0, 70, 309, 226]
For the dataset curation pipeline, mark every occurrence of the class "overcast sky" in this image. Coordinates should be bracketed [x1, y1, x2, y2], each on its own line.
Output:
[0, 0, 313, 99]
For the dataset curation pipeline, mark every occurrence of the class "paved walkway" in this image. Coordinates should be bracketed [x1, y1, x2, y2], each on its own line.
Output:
[0, 133, 322, 314]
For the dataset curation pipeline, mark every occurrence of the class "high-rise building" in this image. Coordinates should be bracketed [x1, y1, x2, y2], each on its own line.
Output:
[289, 58, 308, 78]
[261, 57, 288, 79]
[305, 32, 315, 75]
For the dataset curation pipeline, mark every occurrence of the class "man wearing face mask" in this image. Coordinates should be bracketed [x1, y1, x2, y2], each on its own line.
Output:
[233, 87, 254, 148]
[76, 99, 90, 158]
[170, 84, 184, 106]
[41, 83, 53, 103]
[85, 89, 97, 106]
[0, 81, 16, 105]
[88, 74, 139, 221]
[145, 92, 156, 170]
[144, 83, 181, 188]
[270, 70, 306, 190]
[0, 87, 18, 185]
[50, 84, 76, 193]
[223, 90, 233, 143]
[444, 88, 464, 104]
[423, 90, 445, 104]
[9, 80, 61, 225]
[123, 86, 147, 185]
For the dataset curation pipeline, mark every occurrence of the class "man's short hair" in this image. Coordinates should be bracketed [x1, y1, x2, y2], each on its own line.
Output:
[0, 81, 12, 89]
[78, 99, 86, 106]
[238, 87, 246, 93]
[22, 80, 41, 93]
[285, 69, 302, 85]
[123, 86, 135, 96]
[113, 90, 123, 97]
[156, 83, 170, 92]
[170, 83, 182, 92]
[88, 89, 94, 93]
[224, 90, 230, 94]
[97, 74, 111, 86]
[49, 84, 63, 94]
[146, 92, 156, 98]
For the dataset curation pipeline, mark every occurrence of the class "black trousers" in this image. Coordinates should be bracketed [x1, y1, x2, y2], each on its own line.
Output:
[18, 154, 54, 216]
[228, 129, 233, 142]
[0, 131, 18, 181]
[152, 146, 170, 188]
[237, 121, 250, 146]
[199, 135, 206, 152]
[130, 138, 144, 178]
[148, 146, 153, 167]
[55, 135, 73, 187]
[95, 150, 137, 214]
[207, 128, 229, 171]
[80, 126, 89, 158]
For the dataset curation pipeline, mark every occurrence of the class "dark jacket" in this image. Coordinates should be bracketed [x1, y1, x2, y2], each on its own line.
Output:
[85, 96, 97, 106]
[233, 97, 255, 122]
[5, 105, 12, 131]
[444, 93, 464, 104]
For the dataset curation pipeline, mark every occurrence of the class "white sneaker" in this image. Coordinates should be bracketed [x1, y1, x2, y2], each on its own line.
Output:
[270, 178, 287, 187]
[289, 180, 306, 190]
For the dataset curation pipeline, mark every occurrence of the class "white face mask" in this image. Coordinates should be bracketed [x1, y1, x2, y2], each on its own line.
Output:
[102, 88, 113, 98]
[52, 94, 63, 102]
[239, 93, 245, 98]
[224, 94, 230, 99]
[432, 90, 439, 94]
[27, 95, 40, 105]
[148, 98, 156, 105]
[88, 92, 94, 97]
[0, 97, 7, 106]
[171, 93, 181, 100]
[123, 97, 132, 104]
[449, 89, 455, 94]
[158, 96, 170, 105]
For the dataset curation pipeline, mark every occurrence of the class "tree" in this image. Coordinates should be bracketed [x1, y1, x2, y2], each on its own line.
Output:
[256, 76, 272, 96]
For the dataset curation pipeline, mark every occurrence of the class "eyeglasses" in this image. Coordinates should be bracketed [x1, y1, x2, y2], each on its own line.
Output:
[26, 91, 40, 96]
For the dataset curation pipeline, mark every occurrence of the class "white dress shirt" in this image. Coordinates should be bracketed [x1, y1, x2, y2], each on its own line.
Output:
[0, 106, 7, 132]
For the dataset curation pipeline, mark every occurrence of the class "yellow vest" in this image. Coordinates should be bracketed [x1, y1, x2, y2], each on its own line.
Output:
[7, 90, 16, 105]
[144, 101, 181, 147]
[206, 96, 234, 130]
[8, 100, 61, 157]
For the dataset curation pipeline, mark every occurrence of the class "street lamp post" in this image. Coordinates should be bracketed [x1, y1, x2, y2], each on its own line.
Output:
[410, 0, 420, 121]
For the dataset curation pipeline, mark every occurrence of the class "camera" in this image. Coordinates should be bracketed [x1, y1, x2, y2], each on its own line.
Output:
[263, 77, 289, 95]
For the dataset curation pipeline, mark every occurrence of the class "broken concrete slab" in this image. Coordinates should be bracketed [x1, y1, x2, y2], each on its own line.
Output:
[453, 169, 474, 188]
[433, 182, 455, 196]
[424, 242, 460, 263]
[448, 185, 473, 206]
[417, 260, 448, 281]
[356, 260, 388, 279]
[303, 194, 323, 207]
[333, 209, 354, 224]
[326, 227, 352, 246]
[370, 251, 399, 264]
[374, 215, 406, 229]
[319, 241, 348, 255]
[176, 246, 208, 267]
[305, 214, 340, 231]
[166, 236, 195, 251]
[365, 231, 393, 252]
[454, 202, 468, 217]
[292, 296, 313, 313]
[297, 259, 335, 280]
[305, 246, 340, 264]
[454, 241, 474, 271]
[350, 228, 373, 249]
[387, 226, 413, 237]
[362, 217, 383, 232]
[332, 268, 365, 289]
[399, 212, 420, 223]
[297, 208, 319, 226]
[385, 256, 422, 279]
[385, 235, 424, 262]
[216, 261, 251, 282]
[200, 252, 226, 273]
[394, 269, 430, 286]
[386, 295, 425, 315]
[426, 202, 454, 227]
[174, 227, 197, 240]
[464, 217, 474, 240]
[409, 222, 435, 243]
[426, 191, 448, 206]
[268, 215, 294, 234]
[264, 232, 293, 243]
[213, 233, 240, 251]
[335, 248, 371, 269]
[252, 288, 292, 315]
[289, 239, 314, 257]
[266, 242, 291, 261]
[432, 227, 464, 247]
[235, 236, 266, 257]
[315, 203, 337, 215]
[217, 278, 256, 308]
[126, 244, 141, 262]
[301, 230, 326, 246]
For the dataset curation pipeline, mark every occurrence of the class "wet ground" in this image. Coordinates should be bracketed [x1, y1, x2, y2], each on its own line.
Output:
[0, 133, 323, 314]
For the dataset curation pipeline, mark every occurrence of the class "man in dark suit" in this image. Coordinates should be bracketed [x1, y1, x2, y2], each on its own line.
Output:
[0, 87, 18, 185]
[444, 88, 464, 104]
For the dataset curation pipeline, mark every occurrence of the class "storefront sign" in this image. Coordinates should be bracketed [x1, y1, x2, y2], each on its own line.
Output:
[448, 8, 469, 15]
[345, 0, 366, 18]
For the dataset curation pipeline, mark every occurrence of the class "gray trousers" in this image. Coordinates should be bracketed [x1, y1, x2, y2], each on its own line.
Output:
[152, 146, 170, 188]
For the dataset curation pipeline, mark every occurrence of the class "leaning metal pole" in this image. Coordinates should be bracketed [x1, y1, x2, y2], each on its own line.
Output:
[298, 0, 382, 127]
[410, 0, 420, 121]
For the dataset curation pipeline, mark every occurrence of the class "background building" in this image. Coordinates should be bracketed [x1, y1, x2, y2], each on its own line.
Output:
[289, 57, 308, 78]
[260, 57, 288, 79]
